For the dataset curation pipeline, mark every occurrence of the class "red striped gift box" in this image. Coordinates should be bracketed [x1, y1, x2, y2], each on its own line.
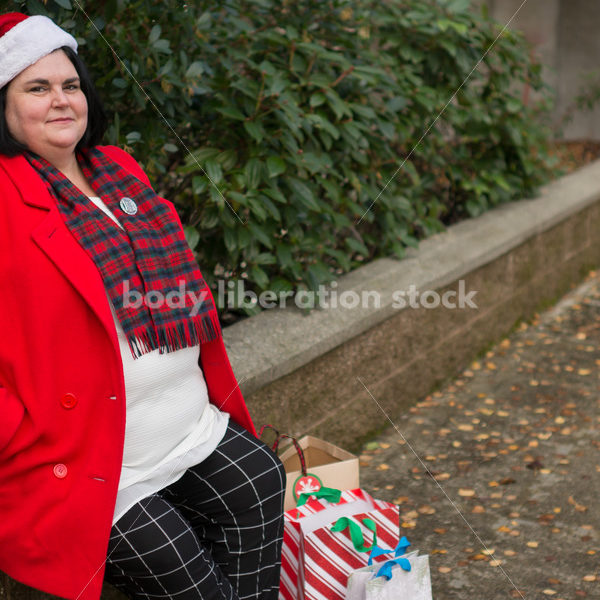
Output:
[279, 488, 400, 600]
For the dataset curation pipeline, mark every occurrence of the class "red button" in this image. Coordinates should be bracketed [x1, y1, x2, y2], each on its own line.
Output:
[61, 393, 77, 409]
[53, 464, 68, 479]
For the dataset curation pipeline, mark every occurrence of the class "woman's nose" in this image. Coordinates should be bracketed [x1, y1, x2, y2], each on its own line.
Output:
[51, 88, 69, 107]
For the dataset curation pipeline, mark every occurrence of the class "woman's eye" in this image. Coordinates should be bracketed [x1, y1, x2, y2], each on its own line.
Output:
[65, 84, 80, 91]
[29, 86, 46, 93]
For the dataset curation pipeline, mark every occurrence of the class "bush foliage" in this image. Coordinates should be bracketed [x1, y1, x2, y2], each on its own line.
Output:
[5, 0, 553, 311]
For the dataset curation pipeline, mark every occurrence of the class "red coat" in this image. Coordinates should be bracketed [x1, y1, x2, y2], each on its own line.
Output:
[0, 146, 255, 600]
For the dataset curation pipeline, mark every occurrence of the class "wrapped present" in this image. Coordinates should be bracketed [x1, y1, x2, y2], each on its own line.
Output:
[279, 488, 400, 600]
[346, 540, 432, 600]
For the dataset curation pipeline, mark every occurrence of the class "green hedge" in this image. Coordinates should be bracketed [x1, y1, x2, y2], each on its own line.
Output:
[6, 0, 553, 313]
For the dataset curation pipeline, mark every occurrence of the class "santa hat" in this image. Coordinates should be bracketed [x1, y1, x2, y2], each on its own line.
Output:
[0, 12, 78, 89]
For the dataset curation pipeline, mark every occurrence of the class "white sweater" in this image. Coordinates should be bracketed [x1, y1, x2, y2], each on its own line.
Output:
[88, 196, 228, 525]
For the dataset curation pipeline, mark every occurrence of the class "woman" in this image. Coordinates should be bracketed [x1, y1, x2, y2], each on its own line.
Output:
[0, 12, 285, 600]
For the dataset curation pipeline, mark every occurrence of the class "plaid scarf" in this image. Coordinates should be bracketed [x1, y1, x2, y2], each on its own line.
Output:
[26, 147, 221, 358]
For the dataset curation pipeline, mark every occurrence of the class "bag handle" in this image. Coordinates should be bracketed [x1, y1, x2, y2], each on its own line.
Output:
[374, 555, 412, 579]
[331, 516, 378, 552]
[368, 536, 411, 565]
[258, 425, 308, 477]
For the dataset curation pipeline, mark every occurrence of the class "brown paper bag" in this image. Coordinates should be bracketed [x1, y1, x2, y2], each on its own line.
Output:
[278, 435, 360, 511]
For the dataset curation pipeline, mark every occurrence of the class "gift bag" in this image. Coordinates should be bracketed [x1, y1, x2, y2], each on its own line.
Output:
[259, 426, 360, 511]
[279, 435, 360, 511]
[279, 488, 400, 600]
[346, 550, 432, 600]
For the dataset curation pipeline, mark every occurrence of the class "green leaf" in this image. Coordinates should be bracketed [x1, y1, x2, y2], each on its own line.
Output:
[216, 150, 238, 171]
[310, 92, 327, 107]
[185, 61, 204, 78]
[152, 39, 171, 54]
[288, 178, 320, 211]
[263, 187, 287, 204]
[249, 265, 270, 289]
[254, 252, 277, 265]
[224, 227, 237, 253]
[346, 237, 369, 256]
[248, 222, 273, 249]
[276, 244, 293, 268]
[245, 158, 263, 189]
[244, 121, 265, 143]
[149, 24, 162, 44]
[183, 225, 200, 251]
[53, 0, 72, 9]
[325, 90, 351, 120]
[192, 176, 208, 195]
[297, 152, 332, 175]
[204, 159, 223, 184]
[216, 106, 246, 120]
[267, 156, 287, 178]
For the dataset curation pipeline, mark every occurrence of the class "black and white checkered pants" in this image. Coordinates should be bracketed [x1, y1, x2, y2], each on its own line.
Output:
[103, 421, 285, 600]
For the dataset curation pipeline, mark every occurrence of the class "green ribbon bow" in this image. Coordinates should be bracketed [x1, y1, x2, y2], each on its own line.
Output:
[331, 516, 378, 552]
[296, 486, 342, 508]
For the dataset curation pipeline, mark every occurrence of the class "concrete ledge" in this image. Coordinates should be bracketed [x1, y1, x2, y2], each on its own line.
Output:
[227, 160, 600, 446]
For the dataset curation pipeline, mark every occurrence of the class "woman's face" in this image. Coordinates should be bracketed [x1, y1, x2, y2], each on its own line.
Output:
[4, 49, 88, 161]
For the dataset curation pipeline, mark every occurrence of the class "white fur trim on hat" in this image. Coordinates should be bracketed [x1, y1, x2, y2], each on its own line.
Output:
[0, 15, 78, 89]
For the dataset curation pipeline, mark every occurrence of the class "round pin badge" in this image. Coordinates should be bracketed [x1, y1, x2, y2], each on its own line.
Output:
[293, 473, 323, 500]
[119, 197, 138, 215]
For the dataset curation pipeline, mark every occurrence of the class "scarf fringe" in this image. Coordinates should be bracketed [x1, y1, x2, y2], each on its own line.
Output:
[126, 310, 222, 358]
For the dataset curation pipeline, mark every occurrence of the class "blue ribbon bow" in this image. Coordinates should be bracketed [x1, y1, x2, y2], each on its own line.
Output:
[367, 536, 412, 580]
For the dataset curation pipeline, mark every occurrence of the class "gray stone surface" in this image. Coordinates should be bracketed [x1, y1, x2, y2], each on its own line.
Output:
[358, 270, 600, 599]
[225, 159, 600, 398]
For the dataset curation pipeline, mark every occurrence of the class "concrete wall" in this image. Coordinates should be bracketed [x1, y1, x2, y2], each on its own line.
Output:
[487, 0, 600, 140]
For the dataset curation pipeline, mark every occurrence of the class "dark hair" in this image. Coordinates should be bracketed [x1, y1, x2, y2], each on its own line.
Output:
[0, 46, 107, 156]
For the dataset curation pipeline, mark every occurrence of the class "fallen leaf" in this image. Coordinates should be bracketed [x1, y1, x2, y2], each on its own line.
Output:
[471, 505, 486, 514]
[542, 590, 557, 596]
[527, 541, 539, 548]
[434, 528, 447, 535]
[489, 559, 503, 567]
[568, 496, 588, 512]
[438, 566, 452, 573]
[376, 463, 390, 471]
[582, 575, 596, 582]
[504, 550, 517, 556]
[393, 496, 409, 505]
[458, 488, 475, 497]
[418, 505, 436, 515]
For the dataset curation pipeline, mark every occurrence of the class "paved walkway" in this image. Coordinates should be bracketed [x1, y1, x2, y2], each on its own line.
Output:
[360, 270, 600, 599]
